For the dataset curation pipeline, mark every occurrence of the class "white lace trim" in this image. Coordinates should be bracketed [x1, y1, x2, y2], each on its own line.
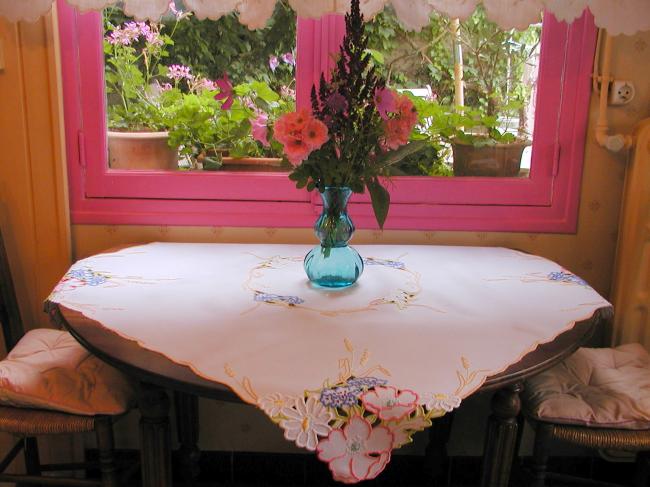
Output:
[2, 0, 649, 35]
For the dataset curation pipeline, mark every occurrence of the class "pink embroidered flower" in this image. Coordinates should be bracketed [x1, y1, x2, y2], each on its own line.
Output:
[317, 416, 393, 483]
[374, 87, 397, 120]
[251, 113, 270, 148]
[281, 52, 295, 66]
[167, 64, 193, 81]
[279, 396, 333, 451]
[269, 55, 280, 72]
[214, 73, 235, 111]
[360, 386, 418, 421]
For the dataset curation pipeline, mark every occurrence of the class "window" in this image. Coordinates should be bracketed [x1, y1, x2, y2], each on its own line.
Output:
[58, 1, 597, 231]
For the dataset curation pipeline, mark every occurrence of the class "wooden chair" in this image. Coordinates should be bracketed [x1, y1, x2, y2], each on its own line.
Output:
[521, 344, 650, 487]
[0, 228, 132, 486]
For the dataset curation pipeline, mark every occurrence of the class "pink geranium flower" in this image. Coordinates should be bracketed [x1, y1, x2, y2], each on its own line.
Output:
[360, 386, 418, 421]
[281, 52, 296, 66]
[274, 108, 328, 165]
[214, 73, 235, 111]
[167, 64, 193, 81]
[269, 55, 280, 72]
[284, 137, 312, 165]
[251, 113, 270, 148]
[317, 416, 393, 484]
[374, 87, 397, 120]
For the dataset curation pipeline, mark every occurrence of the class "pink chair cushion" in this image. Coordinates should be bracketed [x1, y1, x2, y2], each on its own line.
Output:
[524, 343, 650, 429]
[0, 329, 135, 416]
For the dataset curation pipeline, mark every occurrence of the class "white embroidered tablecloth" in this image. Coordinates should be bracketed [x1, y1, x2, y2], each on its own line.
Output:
[47, 243, 609, 483]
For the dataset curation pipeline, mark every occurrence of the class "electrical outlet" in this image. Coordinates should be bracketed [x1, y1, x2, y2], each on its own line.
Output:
[609, 80, 635, 105]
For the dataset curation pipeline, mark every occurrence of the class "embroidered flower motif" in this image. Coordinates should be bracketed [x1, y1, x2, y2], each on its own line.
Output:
[360, 386, 418, 421]
[317, 415, 393, 483]
[214, 73, 235, 111]
[363, 257, 405, 270]
[259, 392, 292, 418]
[388, 413, 432, 448]
[346, 377, 388, 389]
[424, 393, 461, 413]
[68, 268, 109, 286]
[320, 385, 360, 408]
[547, 271, 587, 286]
[254, 292, 304, 306]
[280, 396, 333, 451]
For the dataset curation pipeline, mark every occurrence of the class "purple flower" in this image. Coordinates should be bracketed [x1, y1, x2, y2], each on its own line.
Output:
[547, 271, 587, 286]
[254, 292, 304, 306]
[320, 386, 360, 408]
[214, 73, 235, 110]
[326, 92, 348, 113]
[281, 52, 296, 66]
[346, 377, 389, 389]
[280, 86, 296, 100]
[269, 55, 279, 72]
[154, 80, 173, 92]
[167, 64, 193, 81]
[68, 268, 108, 286]
[363, 257, 405, 270]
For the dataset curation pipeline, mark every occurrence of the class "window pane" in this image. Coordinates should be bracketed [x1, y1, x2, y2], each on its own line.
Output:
[366, 7, 541, 178]
[103, 2, 296, 172]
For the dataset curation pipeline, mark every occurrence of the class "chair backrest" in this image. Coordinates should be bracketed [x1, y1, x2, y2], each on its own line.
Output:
[0, 228, 25, 351]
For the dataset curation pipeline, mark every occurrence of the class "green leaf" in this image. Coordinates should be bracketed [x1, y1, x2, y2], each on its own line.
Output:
[366, 179, 390, 229]
[375, 140, 428, 168]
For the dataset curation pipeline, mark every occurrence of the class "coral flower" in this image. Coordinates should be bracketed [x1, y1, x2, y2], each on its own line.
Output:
[214, 73, 235, 111]
[317, 415, 393, 483]
[284, 137, 312, 165]
[301, 118, 329, 150]
[360, 386, 418, 421]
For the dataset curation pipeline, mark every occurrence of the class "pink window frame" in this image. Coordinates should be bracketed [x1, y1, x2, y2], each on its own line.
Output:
[58, 1, 597, 232]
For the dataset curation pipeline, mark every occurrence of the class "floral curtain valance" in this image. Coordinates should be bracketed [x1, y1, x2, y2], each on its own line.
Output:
[1, 0, 649, 35]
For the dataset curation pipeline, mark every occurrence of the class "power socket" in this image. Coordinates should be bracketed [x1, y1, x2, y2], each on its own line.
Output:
[609, 80, 635, 105]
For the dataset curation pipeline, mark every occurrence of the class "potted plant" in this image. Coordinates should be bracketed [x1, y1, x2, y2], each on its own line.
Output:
[104, 17, 182, 170]
[447, 108, 530, 177]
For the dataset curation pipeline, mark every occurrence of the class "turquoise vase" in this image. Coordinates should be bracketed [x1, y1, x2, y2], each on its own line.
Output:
[304, 187, 364, 288]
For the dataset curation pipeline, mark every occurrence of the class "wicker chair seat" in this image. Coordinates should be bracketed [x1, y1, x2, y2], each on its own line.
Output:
[0, 405, 96, 435]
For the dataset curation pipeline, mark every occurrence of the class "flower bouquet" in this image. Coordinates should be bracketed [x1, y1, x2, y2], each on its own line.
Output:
[268, 0, 424, 287]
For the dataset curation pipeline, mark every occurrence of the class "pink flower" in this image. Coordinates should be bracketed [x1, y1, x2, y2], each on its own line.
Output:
[280, 85, 296, 99]
[281, 52, 296, 66]
[360, 386, 418, 421]
[317, 416, 393, 484]
[269, 56, 280, 72]
[380, 94, 418, 150]
[284, 137, 312, 165]
[167, 64, 193, 81]
[214, 73, 235, 111]
[301, 118, 328, 150]
[195, 78, 217, 92]
[273, 108, 310, 145]
[374, 87, 397, 120]
[251, 113, 270, 148]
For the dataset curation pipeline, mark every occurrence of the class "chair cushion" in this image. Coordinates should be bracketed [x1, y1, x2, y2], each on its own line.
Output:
[524, 344, 650, 429]
[0, 329, 134, 416]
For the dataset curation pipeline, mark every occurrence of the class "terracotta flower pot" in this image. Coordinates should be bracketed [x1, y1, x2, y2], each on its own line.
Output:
[107, 131, 178, 170]
[220, 157, 285, 172]
[451, 141, 530, 177]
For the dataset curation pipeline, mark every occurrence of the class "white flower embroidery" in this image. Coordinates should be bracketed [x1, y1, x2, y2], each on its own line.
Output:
[424, 393, 461, 412]
[258, 392, 293, 418]
[279, 396, 333, 451]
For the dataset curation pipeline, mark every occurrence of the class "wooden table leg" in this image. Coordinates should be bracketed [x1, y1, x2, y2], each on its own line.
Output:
[480, 382, 523, 487]
[424, 411, 456, 485]
[138, 383, 172, 487]
[174, 391, 201, 484]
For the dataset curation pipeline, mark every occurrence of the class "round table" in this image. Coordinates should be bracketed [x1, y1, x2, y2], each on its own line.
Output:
[46, 301, 611, 487]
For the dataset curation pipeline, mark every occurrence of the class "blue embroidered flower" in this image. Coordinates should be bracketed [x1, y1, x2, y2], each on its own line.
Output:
[346, 377, 388, 389]
[68, 268, 108, 286]
[254, 292, 304, 306]
[363, 258, 405, 270]
[319, 385, 360, 408]
[547, 271, 587, 286]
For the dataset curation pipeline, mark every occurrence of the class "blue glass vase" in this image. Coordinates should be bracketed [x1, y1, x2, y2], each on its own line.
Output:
[304, 187, 364, 288]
